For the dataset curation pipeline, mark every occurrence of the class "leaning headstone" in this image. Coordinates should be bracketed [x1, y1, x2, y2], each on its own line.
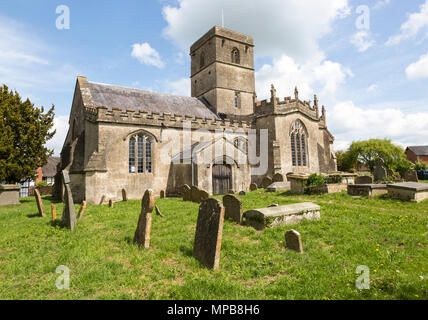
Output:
[239, 191, 246, 196]
[285, 230, 303, 253]
[250, 183, 258, 191]
[34, 189, 45, 217]
[160, 190, 165, 199]
[77, 201, 86, 219]
[182, 184, 191, 201]
[155, 205, 164, 217]
[273, 173, 285, 182]
[404, 170, 419, 182]
[222, 194, 243, 224]
[199, 190, 209, 201]
[61, 170, 76, 231]
[355, 176, 373, 184]
[109, 199, 114, 208]
[373, 158, 387, 182]
[191, 186, 201, 203]
[193, 198, 225, 270]
[99, 195, 107, 205]
[262, 176, 273, 188]
[122, 189, 128, 202]
[51, 204, 56, 222]
[133, 189, 155, 248]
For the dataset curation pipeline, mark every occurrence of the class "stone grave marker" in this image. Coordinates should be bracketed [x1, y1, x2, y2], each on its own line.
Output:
[222, 194, 243, 224]
[109, 199, 114, 208]
[250, 183, 258, 191]
[193, 198, 225, 270]
[262, 176, 273, 188]
[404, 170, 419, 182]
[285, 230, 303, 253]
[133, 189, 155, 248]
[99, 195, 107, 205]
[191, 186, 201, 203]
[373, 158, 387, 182]
[34, 189, 45, 217]
[239, 191, 246, 196]
[160, 190, 165, 199]
[78, 201, 87, 219]
[155, 205, 164, 217]
[61, 170, 76, 231]
[122, 189, 128, 201]
[199, 190, 209, 201]
[355, 176, 373, 184]
[273, 173, 285, 182]
[227, 189, 235, 194]
[182, 184, 191, 201]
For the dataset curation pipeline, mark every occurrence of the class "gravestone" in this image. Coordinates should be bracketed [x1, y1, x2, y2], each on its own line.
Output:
[250, 183, 258, 191]
[285, 230, 303, 253]
[239, 191, 246, 196]
[191, 186, 201, 203]
[99, 195, 107, 205]
[160, 190, 165, 199]
[109, 199, 114, 208]
[222, 194, 243, 224]
[266, 182, 291, 192]
[373, 158, 387, 182]
[227, 189, 235, 195]
[155, 205, 164, 217]
[199, 190, 209, 201]
[34, 189, 45, 217]
[193, 198, 225, 270]
[182, 184, 191, 201]
[133, 189, 155, 248]
[78, 201, 87, 219]
[51, 204, 56, 222]
[61, 170, 76, 231]
[273, 173, 285, 182]
[404, 170, 419, 182]
[355, 176, 373, 184]
[262, 176, 273, 188]
[122, 189, 128, 202]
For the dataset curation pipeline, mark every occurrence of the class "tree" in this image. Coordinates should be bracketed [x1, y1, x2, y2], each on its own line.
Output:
[335, 150, 357, 172]
[0, 85, 55, 184]
[347, 139, 409, 173]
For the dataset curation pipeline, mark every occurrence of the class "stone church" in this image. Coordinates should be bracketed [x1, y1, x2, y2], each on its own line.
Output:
[58, 26, 337, 204]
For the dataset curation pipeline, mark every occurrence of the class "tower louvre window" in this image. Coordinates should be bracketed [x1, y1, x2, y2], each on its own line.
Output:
[234, 92, 240, 108]
[231, 48, 240, 64]
[290, 120, 308, 167]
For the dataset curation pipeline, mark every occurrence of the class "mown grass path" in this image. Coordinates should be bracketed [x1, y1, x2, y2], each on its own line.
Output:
[0, 191, 426, 300]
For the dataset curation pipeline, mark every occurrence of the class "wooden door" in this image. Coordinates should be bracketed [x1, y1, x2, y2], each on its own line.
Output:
[212, 164, 232, 195]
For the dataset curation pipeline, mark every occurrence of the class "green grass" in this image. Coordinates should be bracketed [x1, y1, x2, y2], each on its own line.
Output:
[420, 180, 428, 184]
[0, 191, 427, 300]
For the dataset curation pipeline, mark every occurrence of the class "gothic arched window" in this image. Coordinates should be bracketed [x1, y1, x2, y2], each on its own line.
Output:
[129, 134, 153, 174]
[231, 48, 240, 64]
[200, 52, 205, 69]
[290, 120, 308, 167]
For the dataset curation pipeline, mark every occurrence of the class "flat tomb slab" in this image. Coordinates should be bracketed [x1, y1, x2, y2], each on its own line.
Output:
[0, 185, 21, 207]
[347, 184, 388, 197]
[266, 182, 290, 192]
[387, 182, 428, 202]
[243, 202, 320, 230]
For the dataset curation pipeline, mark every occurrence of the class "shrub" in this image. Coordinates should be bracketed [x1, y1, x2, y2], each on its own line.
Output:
[414, 161, 427, 171]
[35, 181, 50, 187]
[306, 174, 326, 187]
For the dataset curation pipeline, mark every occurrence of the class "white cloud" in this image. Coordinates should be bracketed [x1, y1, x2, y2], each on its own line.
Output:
[350, 31, 375, 52]
[165, 77, 190, 96]
[386, 0, 428, 46]
[366, 84, 378, 93]
[162, 0, 349, 61]
[406, 51, 428, 80]
[330, 101, 428, 151]
[255, 53, 352, 103]
[373, 0, 391, 10]
[131, 42, 165, 68]
[45, 115, 69, 156]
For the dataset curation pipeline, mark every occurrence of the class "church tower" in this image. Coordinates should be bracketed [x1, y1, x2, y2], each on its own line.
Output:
[190, 26, 255, 116]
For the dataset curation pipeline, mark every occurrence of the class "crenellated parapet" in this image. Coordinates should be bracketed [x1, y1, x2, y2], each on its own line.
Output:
[255, 85, 324, 122]
[84, 105, 253, 131]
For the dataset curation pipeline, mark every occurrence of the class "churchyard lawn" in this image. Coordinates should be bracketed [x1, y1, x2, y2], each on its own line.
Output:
[0, 191, 426, 300]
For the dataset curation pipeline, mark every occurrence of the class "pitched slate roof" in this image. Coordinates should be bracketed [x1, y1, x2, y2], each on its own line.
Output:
[407, 146, 428, 156]
[87, 81, 219, 119]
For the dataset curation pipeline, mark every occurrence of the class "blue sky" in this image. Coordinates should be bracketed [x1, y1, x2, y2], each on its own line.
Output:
[1, 0, 427, 155]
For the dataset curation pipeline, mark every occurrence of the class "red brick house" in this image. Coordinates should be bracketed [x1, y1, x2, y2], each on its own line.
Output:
[405, 146, 428, 165]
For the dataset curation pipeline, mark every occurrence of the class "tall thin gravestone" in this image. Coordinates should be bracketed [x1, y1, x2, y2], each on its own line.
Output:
[51, 204, 56, 222]
[133, 189, 155, 248]
[182, 184, 191, 201]
[193, 198, 225, 270]
[34, 189, 45, 217]
[122, 189, 128, 202]
[78, 201, 86, 219]
[223, 194, 243, 224]
[61, 170, 76, 231]
[373, 158, 387, 182]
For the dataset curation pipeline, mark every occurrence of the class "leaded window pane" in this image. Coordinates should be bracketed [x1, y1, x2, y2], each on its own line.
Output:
[138, 135, 144, 173]
[129, 137, 136, 173]
[145, 139, 152, 173]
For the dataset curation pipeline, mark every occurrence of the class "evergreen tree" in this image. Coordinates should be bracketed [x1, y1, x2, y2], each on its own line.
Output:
[0, 85, 55, 184]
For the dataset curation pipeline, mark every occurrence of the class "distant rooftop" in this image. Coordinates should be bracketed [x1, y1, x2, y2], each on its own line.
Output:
[406, 146, 428, 156]
[87, 81, 219, 120]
